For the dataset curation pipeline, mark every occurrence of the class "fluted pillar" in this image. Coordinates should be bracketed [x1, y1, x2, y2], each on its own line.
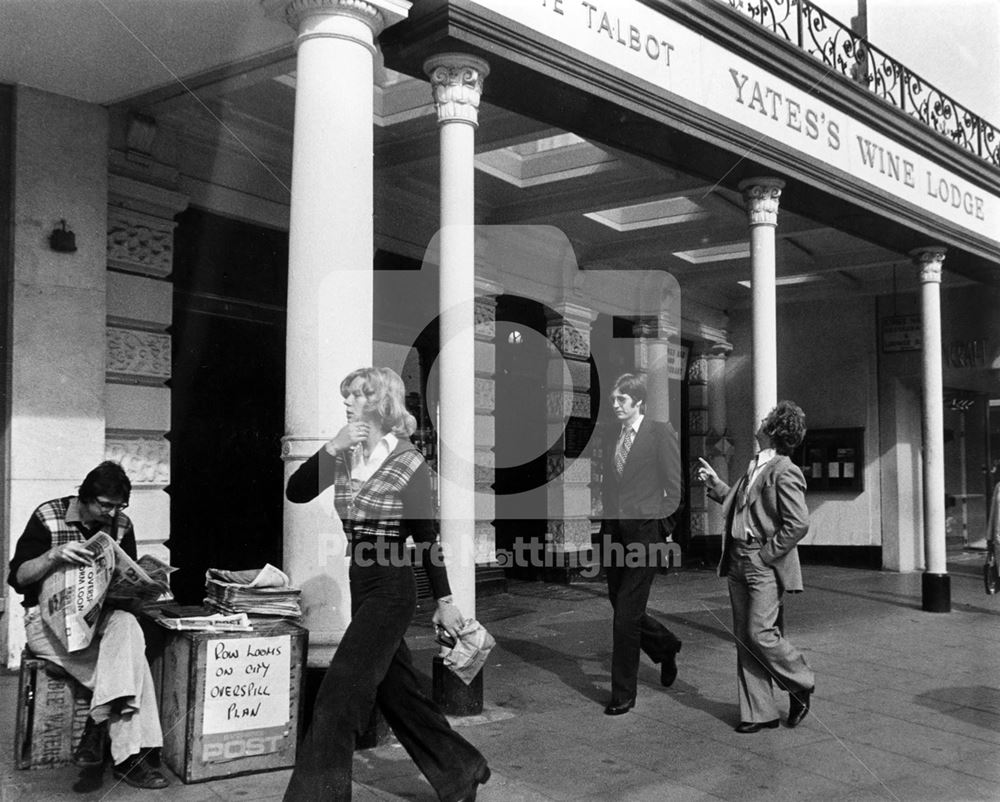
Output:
[274, 0, 410, 665]
[912, 246, 950, 613]
[739, 178, 784, 434]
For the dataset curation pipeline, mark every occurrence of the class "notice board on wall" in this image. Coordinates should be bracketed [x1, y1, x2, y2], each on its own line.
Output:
[794, 428, 864, 492]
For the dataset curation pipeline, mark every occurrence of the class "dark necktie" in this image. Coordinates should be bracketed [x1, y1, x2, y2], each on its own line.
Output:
[614, 426, 635, 476]
[738, 456, 758, 507]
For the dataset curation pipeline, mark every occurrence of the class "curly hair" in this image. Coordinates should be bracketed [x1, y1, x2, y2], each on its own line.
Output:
[761, 400, 807, 455]
[340, 367, 417, 437]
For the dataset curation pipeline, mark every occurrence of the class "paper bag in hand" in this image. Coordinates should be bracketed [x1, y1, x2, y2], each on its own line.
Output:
[436, 619, 496, 685]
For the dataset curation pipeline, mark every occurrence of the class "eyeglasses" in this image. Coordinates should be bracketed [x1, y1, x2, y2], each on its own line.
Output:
[95, 499, 128, 512]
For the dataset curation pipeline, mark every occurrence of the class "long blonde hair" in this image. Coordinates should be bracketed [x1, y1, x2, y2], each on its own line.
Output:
[340, 367, 417, 437]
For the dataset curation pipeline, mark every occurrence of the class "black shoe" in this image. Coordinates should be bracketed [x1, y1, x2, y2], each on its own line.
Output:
[72, 765, 105, 793]
[113, 753, 170, 790]
[603, 697, 636, 716]
[660, 641, 682, 687]
[787, 688, 813, 728]
[454, 763, 491, 802]
[73, 718, 108, 768]
[735, 719, 780, 733]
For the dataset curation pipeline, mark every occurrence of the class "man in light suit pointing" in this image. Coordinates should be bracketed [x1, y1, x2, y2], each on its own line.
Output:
[599, 373, 683, 716]
[697, 400, 815, 733]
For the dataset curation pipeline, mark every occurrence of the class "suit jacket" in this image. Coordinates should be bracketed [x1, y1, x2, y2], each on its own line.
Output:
[708, 455, 809, 592]
[601, 418, 682, 545]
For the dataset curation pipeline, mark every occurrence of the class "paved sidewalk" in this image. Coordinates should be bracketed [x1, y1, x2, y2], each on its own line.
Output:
[3, 552, 999, 801]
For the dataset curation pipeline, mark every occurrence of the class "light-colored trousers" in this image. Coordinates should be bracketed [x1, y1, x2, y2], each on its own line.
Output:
[25, 606, 163, 765]
[727, 544, 814, 723]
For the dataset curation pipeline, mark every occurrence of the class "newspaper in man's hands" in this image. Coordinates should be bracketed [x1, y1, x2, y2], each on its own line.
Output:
[39, 533, 174, 652]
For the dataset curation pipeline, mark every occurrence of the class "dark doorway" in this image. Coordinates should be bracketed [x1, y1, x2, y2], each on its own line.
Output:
[493, 295, 548, 580]
[590, 313, 691, 553]
[169, 209, 288, 603]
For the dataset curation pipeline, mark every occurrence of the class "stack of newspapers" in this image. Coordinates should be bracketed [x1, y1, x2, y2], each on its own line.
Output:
[204, 563, 302, 619]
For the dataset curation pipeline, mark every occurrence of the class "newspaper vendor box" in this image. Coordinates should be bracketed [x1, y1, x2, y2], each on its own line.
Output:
[155, 619, 307, 783]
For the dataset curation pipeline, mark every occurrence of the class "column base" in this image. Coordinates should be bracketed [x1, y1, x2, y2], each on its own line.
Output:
[432, 656, 483, 715]
[921, 572, 951, 613]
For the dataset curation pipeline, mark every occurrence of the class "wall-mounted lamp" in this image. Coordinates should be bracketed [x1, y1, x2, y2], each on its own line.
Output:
[49, 220, 77, 253]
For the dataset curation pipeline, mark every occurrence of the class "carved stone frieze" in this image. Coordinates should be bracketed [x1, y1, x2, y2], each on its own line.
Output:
[107, 207, 177, 278]
[104, 431, 169, 487]
[687, 352, 709, 384]
[474, 294, 497, 326]
[548, 322, 589, 358]
[106, 326, 171, 383]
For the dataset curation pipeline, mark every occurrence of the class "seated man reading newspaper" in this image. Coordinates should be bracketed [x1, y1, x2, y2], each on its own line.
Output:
[7, 461, 171, 789]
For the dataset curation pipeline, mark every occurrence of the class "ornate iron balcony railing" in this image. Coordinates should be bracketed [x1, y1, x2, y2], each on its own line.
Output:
[717, 0, 1000, 169]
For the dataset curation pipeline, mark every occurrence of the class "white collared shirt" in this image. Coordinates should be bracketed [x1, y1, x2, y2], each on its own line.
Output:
[350, 432, 398, 486]
[622, 414, 643, 439]
[731, 448, 777, 543]
[748, 447, 777, 489]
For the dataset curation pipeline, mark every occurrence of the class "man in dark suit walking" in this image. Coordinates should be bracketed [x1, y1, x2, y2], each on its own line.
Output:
[600, 373, 683, 715]
[697, 400, 815, 733]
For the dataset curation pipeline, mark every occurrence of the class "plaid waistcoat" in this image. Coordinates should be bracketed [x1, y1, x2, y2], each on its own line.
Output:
[35, 497, 130, 547]
[333, 448, 424, 540]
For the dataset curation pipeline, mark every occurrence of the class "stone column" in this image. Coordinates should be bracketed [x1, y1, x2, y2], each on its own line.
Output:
[425, 53, 489, 619]
[688, 343, 733, 540]
[545, 301, 596, 576]
[912, 245, 950, 613]
[425, 53, 489, 714]
[631, 312, 679, 422]
[739, 178, 784, 434]
[274, 0, 410, 665]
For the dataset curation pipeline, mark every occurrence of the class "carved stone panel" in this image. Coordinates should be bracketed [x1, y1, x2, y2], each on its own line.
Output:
[105, 430, 170, 488]
[548, 323, 589, 358]
[106, 326, 171, 385]
[107, 207, 177, 278]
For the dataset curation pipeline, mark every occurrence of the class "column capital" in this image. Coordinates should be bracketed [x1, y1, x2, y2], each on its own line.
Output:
[910, 245, 947, 283]
[697, 341, 733, 361]
[545, 299, 596, 326]
[474, 275, 504, 297]
[263, 0, 410, 40]
[424, 53, 490, 127]
[738, 177, 785, 226]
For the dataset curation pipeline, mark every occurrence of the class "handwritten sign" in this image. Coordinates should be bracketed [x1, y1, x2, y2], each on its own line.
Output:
[202, 635, 291, 736]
